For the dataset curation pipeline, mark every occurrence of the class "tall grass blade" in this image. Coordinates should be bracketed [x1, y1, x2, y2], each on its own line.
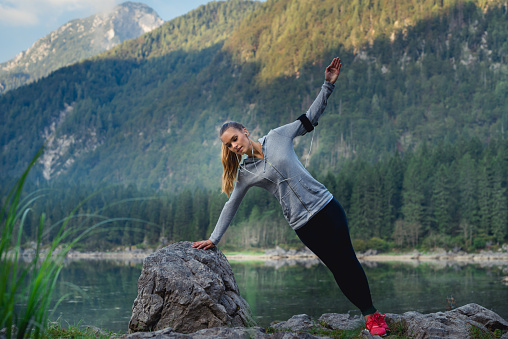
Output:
[1, 146, 155, 338]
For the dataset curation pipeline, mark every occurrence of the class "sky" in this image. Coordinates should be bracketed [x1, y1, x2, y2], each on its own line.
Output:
[0, 0, 260, 63]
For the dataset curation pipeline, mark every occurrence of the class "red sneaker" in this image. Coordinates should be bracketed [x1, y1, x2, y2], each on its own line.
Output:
[365, 312, 389, 336]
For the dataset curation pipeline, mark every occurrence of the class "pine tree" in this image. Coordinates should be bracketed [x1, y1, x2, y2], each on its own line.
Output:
[193, 188, 210, 239]
[173, 189, 193, 241]
[491, 159, 507, 243]
[348, 161, 370, 239]
[430, 163, 457, 236]
[477, 157, 494, 237]
[380, 153, 404, 235]
[402, 155, 426, 226]
[456, 153, 480, 247]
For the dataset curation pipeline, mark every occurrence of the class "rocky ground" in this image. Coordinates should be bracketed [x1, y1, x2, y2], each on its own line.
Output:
[118, 303, 508, 338]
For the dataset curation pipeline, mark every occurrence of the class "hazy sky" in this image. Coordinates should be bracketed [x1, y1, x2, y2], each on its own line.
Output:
[0, 0, 264, 63]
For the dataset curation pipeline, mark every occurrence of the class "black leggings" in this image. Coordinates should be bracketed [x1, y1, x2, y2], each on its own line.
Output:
[295, 198, 377, 316]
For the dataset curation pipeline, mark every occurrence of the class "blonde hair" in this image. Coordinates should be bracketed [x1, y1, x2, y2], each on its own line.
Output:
[220, 122, 245, 197]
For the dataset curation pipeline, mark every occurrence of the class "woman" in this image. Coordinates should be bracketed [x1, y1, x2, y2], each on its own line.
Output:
[192, 57, 389, 336]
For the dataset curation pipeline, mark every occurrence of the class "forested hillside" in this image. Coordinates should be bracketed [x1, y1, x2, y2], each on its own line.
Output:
[1, 0, 507, 250]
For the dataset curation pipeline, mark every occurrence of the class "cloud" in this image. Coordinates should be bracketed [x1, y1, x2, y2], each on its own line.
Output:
[45, 0, 117, 12]
[0, 3, 39, 26]
[0, 0, 117, 27]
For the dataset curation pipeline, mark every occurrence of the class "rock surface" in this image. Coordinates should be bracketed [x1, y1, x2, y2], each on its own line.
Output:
[120, 326, 327, 338]
[270, 314, 327, 333]
[128, 242, 255, 334]
[271, 304, 508, 338]
[384, 303, 508, 339]
[318, 313, 363, 331]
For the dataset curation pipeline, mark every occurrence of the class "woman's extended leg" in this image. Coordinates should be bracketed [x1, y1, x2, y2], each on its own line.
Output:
[295, 198, 390, 336]
[295, 198, 389, 335]
[295, 198, 376, 315]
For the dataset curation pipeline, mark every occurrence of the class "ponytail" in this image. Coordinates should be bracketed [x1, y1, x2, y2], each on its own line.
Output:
[221, 144, 240, 197]
[219, 122, 245, 197]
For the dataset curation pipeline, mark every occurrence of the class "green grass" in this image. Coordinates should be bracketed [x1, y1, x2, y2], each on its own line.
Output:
[265, 326, 365, 339]
[468, 323, 497, 339]
[387, 319, 414, 339]
[34, 321, 118, 339]
[0, 147, 144, 338]
[265, 319, 414, 339]
[0, 147, 66, 339]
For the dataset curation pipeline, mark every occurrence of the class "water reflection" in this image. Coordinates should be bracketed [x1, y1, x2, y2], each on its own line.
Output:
[50, 259, 143, 333]
[50, 257, 508, 332]
[263, 258, 321, 269]
[231, 259, 508, 328]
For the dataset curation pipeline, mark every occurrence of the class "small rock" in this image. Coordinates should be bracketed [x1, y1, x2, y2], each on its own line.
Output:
[286, 249, 298, 256]
[265, 246, 287, 256]
[359, 329, 383, 338]
[0, 325, 17, 339]
[82, 325, 108, 336]
[363, 249, 378, 256]
[297, 247, 314, 256]
[270, 314, 322, 332]
[318, 313, 362, 330]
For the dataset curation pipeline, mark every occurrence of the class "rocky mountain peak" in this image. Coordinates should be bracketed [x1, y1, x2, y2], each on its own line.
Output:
[0, 1, 164, 93]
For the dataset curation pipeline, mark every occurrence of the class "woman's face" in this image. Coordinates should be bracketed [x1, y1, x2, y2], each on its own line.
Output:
[220, 127, 250, 156]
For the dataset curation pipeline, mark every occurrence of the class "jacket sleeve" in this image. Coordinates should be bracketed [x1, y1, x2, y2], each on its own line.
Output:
[209, 180, 250, 245]
[272, 81, 335, 139]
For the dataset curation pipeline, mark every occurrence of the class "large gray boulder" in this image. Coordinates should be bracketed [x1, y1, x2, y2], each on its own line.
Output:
[128, 242, 255, 334]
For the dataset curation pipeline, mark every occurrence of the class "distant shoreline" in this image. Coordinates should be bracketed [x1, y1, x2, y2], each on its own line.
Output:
[62, 248, 508, 263]
[226, 253, 508, 263]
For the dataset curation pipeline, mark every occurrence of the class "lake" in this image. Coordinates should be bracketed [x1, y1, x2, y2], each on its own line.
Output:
[49, 258, 508, 333]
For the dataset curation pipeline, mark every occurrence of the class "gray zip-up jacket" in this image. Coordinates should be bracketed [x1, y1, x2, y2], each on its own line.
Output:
[209, 81, 335, 245]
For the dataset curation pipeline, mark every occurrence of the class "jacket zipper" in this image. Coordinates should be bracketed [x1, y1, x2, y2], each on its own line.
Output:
[266, 160, 312, 215]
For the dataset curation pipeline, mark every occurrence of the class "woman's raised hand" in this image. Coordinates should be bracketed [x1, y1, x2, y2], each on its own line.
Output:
[325, 57, 342, 84]
[191, 239, 215, 250]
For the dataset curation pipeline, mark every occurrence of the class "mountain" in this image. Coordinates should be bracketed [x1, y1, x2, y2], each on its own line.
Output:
[1, 0, 507, 193]
[0, 1, 163, 94]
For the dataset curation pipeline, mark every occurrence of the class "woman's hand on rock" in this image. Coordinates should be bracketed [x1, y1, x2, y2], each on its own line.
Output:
[191, 239, 215, 250]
